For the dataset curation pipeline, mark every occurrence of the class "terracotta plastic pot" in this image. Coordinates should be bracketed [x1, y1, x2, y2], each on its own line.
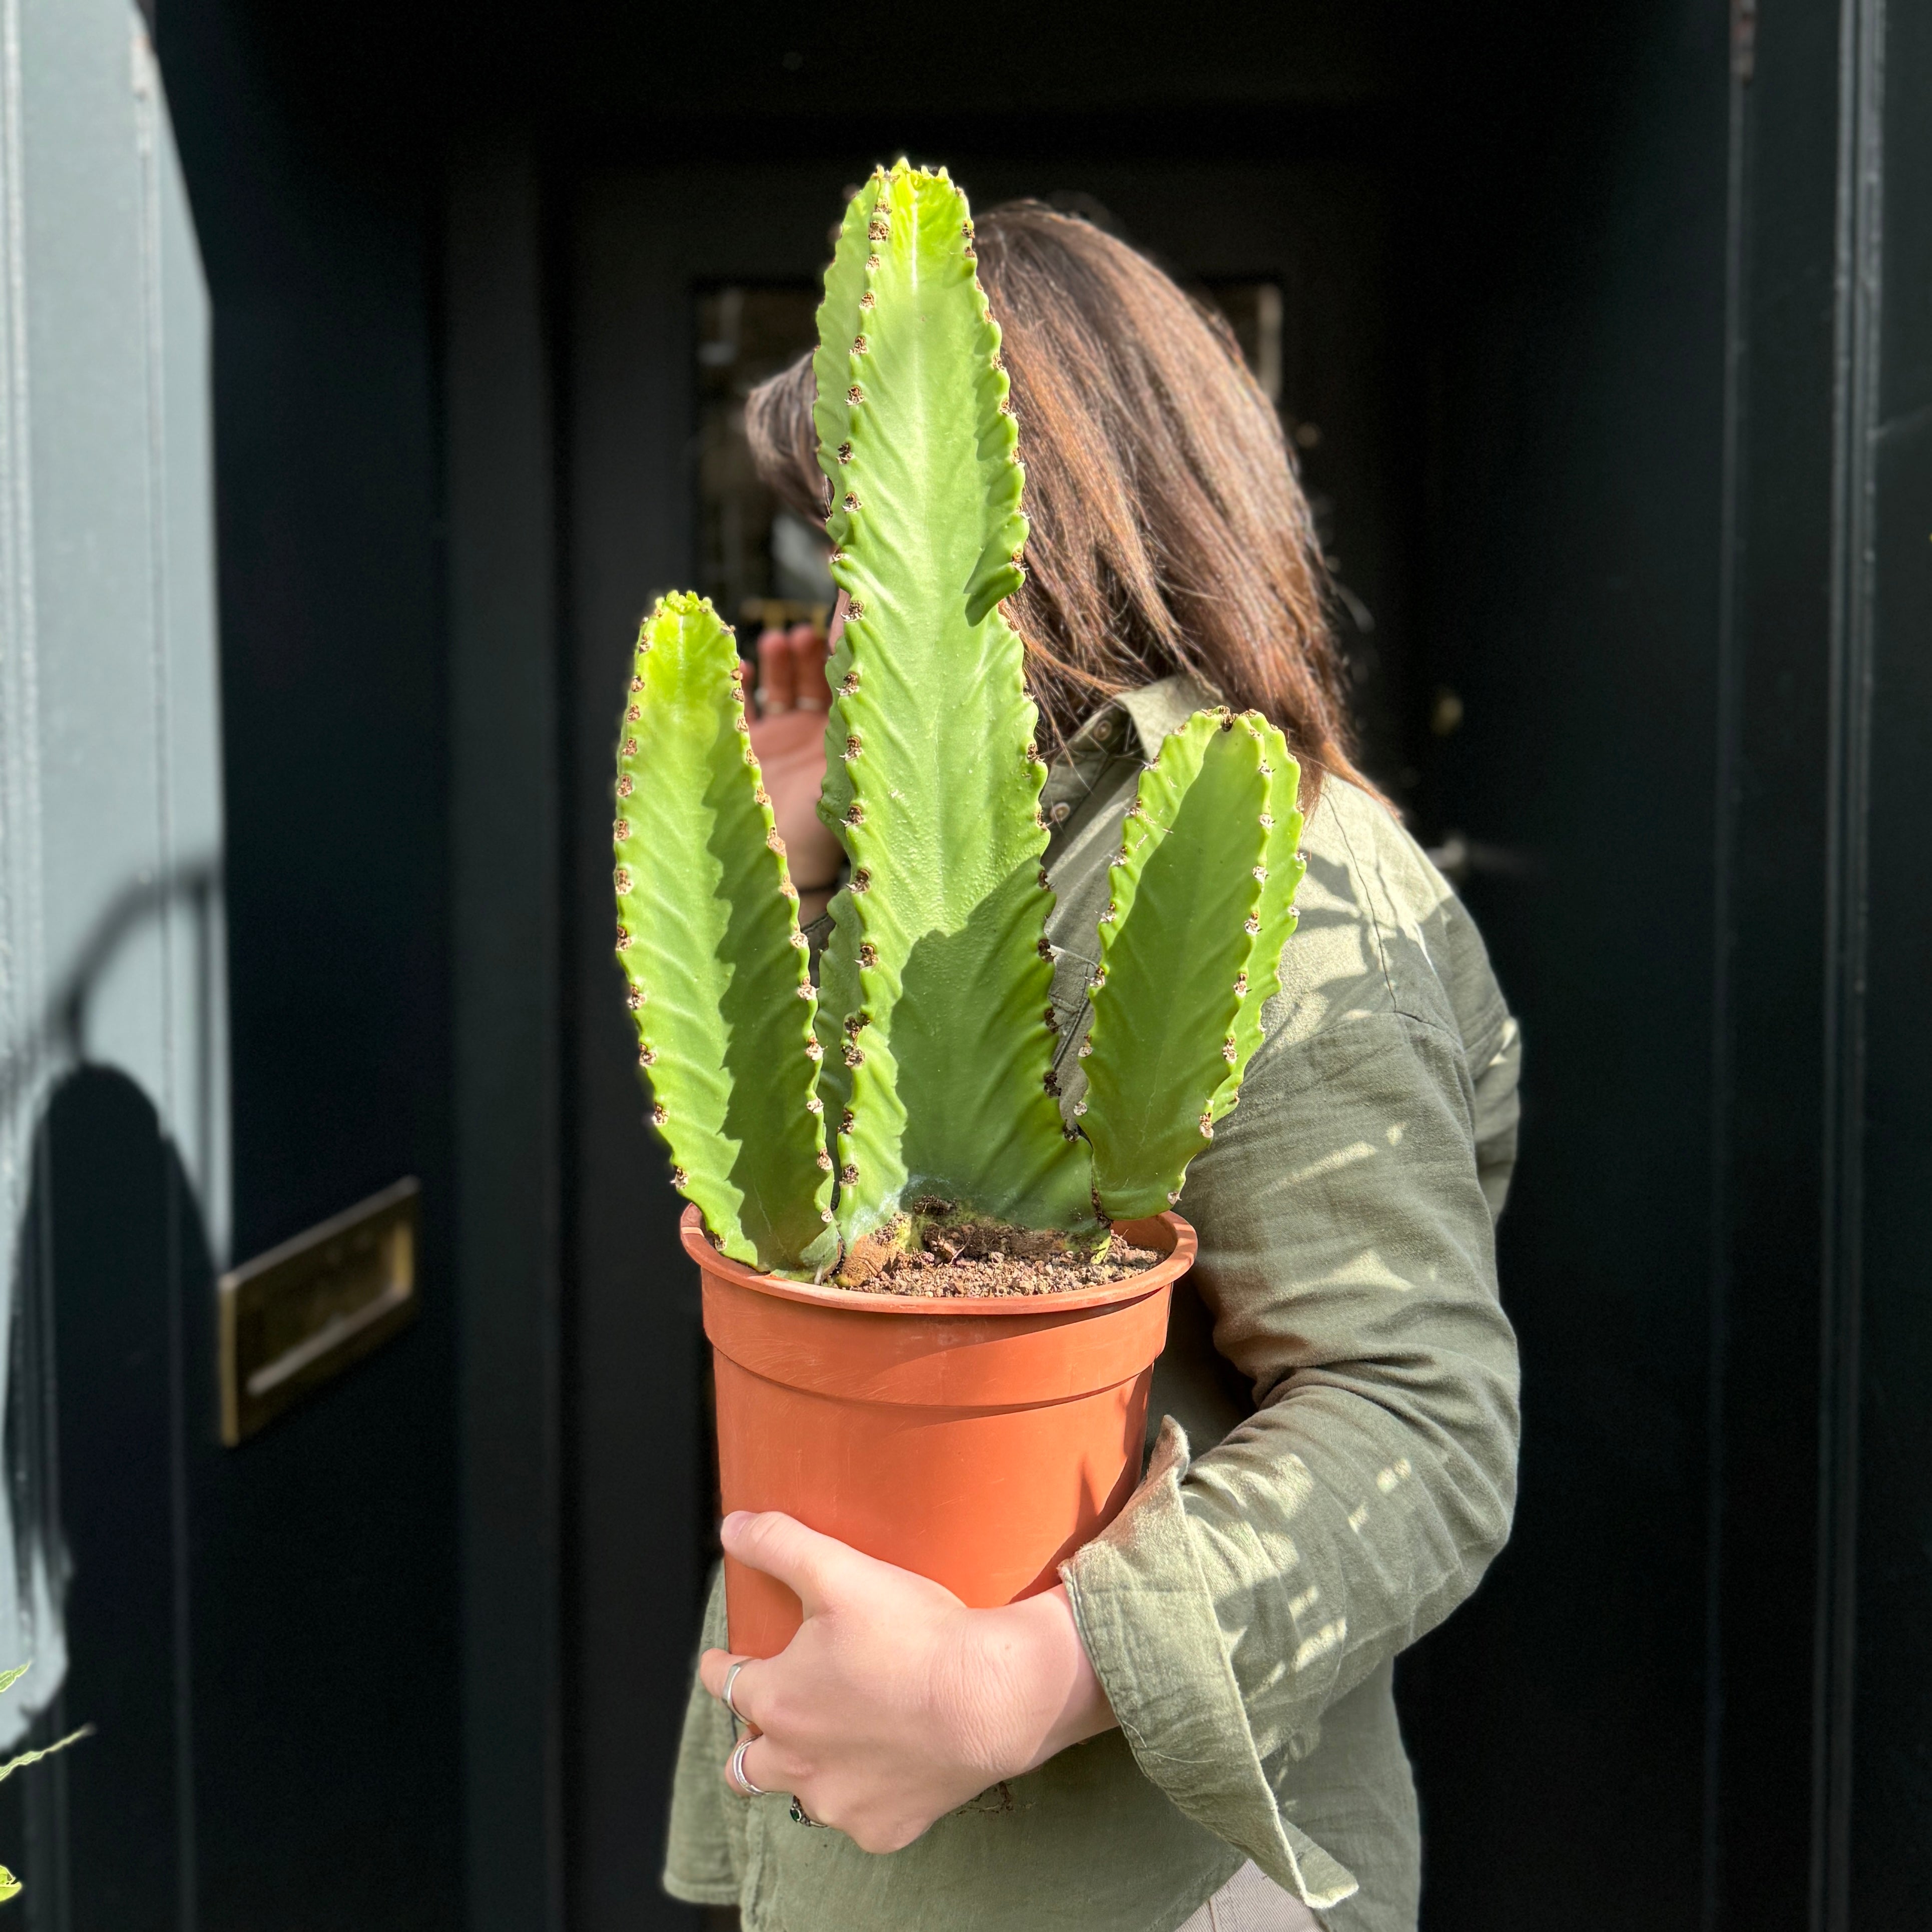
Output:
[683, 1205, 1193, 1659]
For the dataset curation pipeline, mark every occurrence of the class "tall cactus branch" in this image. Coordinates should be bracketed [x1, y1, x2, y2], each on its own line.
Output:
[813, 163, 1093, 1245]
[614, 594, 837, 1274]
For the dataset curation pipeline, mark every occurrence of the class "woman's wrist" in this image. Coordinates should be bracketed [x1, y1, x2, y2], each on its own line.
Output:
[953, 1584, 1117, 1780]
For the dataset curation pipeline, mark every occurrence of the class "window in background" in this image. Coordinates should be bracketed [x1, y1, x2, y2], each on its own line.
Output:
[691, 278, 1312, 654]
[1200, 276, 1368, 642]
[694, 283, 832, 640]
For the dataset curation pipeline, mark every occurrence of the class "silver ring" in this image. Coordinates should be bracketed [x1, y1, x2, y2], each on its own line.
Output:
[721, 1658, 751, 1726]
[789, 1795, 827, 1827]
[795, 695, 827, 712]
[756, 689, 793, 716]
[728, 1736, 768, 1799]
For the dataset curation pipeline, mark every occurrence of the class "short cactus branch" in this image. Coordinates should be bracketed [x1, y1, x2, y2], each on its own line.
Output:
[614, 594, 836, 1274]
[1078, 710, 1307, 1217]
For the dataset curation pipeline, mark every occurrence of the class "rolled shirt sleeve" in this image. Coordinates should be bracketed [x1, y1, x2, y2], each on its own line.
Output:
[1061, 792, 1522, 1910]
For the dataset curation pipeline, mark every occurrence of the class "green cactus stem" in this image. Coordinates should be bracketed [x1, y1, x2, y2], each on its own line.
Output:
[1077, 710, 1307, 1217]
[1213, 722, 1308, 1125]
[813, 162, 1093, 1245]
[613, 593, 836, 1274]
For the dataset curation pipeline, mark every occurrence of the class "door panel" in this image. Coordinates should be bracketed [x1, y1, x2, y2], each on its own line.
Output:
[1390, 9, 1734, 1916]
[0, 4, 224, 1922]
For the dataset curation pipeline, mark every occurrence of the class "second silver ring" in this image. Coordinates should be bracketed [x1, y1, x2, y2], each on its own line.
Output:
[728, 1736, 768, 1799]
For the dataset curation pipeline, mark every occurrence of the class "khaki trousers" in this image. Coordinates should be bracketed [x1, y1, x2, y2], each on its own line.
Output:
[1175, 1860, 1322, 1932]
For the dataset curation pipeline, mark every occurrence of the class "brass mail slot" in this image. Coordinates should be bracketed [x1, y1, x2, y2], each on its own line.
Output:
[219, 1177, 421, 1445]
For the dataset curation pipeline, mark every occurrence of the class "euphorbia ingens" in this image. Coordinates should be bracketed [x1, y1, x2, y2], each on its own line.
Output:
[613, 163, 1305, 1280]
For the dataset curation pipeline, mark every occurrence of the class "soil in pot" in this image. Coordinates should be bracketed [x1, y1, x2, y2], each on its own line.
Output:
[836, 1209, 1163, 1298]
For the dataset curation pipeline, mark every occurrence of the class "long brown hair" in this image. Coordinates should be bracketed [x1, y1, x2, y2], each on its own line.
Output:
[746, 199, 1369, 801]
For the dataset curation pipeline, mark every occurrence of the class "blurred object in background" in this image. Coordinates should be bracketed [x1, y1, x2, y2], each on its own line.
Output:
[695, 284, 829, 637]
[691, 271, 1374, 715]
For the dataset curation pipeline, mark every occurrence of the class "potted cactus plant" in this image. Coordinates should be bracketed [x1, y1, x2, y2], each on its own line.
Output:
[613, 162, 1306, 1656]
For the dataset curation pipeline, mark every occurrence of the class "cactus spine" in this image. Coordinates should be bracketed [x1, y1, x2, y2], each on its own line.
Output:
[614, 163, 1307, 1279]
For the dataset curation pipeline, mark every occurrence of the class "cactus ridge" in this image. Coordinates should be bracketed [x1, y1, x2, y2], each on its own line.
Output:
[1078, 710, 1307, 1217]
[813, 162, 1093, 1241]
[1215, 719, 1307, 1121]
[614, 593, 836, 1273]
[810, 184, 879, 531]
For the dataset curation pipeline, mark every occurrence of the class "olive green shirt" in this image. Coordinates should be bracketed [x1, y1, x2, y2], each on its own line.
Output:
[664, 678, 1523, 1931]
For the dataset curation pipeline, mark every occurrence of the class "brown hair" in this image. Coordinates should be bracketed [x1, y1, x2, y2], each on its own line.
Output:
[746, 199, 1369, 801]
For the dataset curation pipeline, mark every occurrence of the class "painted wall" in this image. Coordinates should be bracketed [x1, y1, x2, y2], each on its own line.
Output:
[0, 0, 225, 1753]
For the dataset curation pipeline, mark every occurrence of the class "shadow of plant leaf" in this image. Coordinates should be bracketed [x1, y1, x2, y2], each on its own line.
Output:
[0, 1663, 93, 1905]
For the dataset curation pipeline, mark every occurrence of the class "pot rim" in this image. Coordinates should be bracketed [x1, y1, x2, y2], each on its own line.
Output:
[679, 1203, 1196, 1316]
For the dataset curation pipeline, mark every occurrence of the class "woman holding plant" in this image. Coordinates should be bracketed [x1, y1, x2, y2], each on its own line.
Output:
[639, 182, 1521, 1932]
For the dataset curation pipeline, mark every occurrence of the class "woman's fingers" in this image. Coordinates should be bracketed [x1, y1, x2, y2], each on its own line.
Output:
[789, 624, 830, 712]
[700, 1515, 1061, 1849]
[756, 627, 797, 715]
[701, 1655, 801, 1797]
[743, 1733, 832, 1814]
[721, 1510, 865, 1618]
[743, 707, 842, 900]
[757, 622, 831, 716]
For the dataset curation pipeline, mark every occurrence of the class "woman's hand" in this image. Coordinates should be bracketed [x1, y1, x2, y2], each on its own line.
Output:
[749, 615, 842, 924]
[698, 1511, 1117, 1853]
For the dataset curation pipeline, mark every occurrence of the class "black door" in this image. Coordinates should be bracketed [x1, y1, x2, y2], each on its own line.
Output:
[543, 13, 1932, 1920]
[59, 4, 1924, 1929]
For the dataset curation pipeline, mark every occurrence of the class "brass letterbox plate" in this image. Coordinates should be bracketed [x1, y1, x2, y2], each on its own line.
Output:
[219, 1177, 420, 1446]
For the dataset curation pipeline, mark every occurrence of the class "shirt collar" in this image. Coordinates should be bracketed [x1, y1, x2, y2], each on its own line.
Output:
[1041, 672, 1224, 817]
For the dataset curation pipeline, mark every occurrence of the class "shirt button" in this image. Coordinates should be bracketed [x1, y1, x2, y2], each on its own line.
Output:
[1096, 719, 1115, 742]
[1049, 801, 1072, 824]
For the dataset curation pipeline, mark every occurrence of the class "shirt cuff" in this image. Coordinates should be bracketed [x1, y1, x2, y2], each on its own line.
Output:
[1061, 1416, 1359, 1914]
